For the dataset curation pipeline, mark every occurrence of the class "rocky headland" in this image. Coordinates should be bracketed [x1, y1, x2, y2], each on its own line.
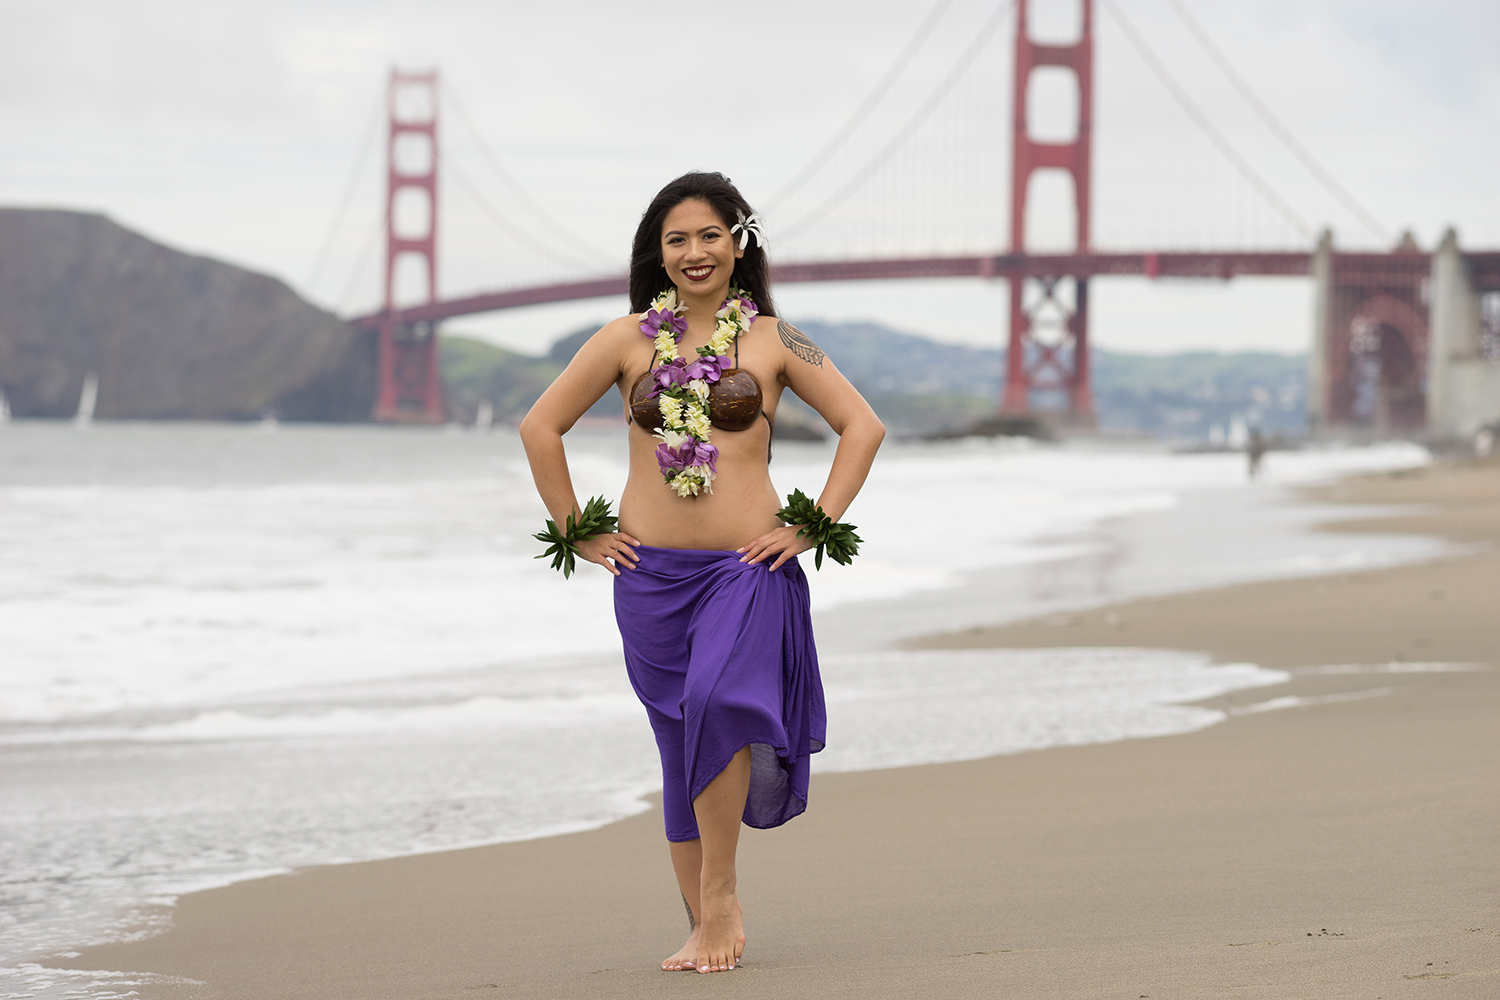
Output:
[0, 208, 373, 420]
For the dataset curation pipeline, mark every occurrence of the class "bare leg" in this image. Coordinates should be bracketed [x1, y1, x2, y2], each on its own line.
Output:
[660, 839, 703, 971]
[691, 746, 751, 973]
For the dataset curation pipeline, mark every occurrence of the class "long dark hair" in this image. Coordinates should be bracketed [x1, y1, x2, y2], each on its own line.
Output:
[628, 172, 776, 318]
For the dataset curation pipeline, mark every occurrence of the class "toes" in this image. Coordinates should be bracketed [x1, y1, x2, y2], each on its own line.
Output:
[694, 945, 740, 972]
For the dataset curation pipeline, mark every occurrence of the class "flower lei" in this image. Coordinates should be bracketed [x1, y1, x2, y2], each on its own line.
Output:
[638, 284, 759, 497]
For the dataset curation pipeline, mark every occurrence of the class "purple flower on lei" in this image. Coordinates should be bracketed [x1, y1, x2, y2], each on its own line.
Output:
[683, 355, 734, 382]
[647, 357, 689, 396]
[639, 307, 687, 338]
[655, 438, 719, 476]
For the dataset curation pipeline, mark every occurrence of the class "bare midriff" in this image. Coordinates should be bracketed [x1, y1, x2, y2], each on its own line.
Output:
[617, 392, 785, 552]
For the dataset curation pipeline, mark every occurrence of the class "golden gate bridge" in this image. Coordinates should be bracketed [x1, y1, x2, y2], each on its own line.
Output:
[333, 0, 1500, 436]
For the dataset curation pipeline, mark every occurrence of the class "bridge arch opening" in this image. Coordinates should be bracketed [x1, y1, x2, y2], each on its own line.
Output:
[392, 132, 433, 177]
[391, 82, 435, 124]
[391, 253, 434, 308]
[1026, 66, 1081, 144]
[1023, 169, 1080, 252]
[1344, 295, 1428, 431]
[392, 187, 433, 241]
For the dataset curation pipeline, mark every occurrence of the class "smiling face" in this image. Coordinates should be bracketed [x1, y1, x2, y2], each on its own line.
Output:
[660, 198, 743, 301]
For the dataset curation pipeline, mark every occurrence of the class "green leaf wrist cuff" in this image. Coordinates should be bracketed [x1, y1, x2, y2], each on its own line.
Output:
[534, 495, 618, 579]
[774, 489, 862, 570]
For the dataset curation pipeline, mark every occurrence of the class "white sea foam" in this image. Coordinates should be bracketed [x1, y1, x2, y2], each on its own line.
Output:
[1229, 687, 1395, 715]
[817, 647, 1286, 772]
[0, 692, 647, 745]
[0, 422, 1448, 995]
[1300, 661, 1486, 674]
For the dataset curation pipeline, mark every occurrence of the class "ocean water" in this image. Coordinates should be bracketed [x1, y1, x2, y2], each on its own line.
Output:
[0, 422, 1445, 997]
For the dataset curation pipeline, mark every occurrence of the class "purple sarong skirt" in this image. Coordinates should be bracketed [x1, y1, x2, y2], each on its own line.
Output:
[614, 545, 827, 842]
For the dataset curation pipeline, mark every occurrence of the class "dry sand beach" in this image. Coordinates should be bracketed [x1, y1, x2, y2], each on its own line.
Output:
[68, 459, 1499, 999]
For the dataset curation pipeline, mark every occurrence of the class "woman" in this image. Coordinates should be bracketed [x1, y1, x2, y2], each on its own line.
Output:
[519, 172, 884, 974]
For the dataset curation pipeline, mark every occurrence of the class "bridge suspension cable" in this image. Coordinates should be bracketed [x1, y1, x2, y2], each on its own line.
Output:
[1102, 0, 1312, 241]
[779, 0, 1017, 241]
[336, 212, 383, 315]
[1162, 0, 1389, 245]
[304, 94, 383, 299]
[763, 0, 958, 213]
[444, 86, 617, 269]
[445, 152, 610, 272]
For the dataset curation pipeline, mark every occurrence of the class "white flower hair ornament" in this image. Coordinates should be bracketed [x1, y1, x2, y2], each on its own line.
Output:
[731, 211, 765, 251]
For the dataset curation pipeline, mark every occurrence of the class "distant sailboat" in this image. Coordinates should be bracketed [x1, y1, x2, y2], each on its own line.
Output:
[475, 399, 494, 431]
[74, 373, 98, 427]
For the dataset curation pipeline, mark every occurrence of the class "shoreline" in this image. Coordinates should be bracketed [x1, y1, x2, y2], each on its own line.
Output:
[49, 456, 1500, 997]
[914, 455, 1498, 670]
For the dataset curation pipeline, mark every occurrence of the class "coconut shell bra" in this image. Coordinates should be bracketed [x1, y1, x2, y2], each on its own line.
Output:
[628, 322, 768, 434]
[629, 364, 765, 433]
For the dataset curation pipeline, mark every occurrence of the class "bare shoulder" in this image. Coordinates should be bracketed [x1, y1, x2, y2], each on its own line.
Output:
[599, 313, 644, 346]
[762, 315, 827, 369]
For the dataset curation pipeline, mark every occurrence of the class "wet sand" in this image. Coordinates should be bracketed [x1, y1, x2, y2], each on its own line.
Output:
[68, 458, 1500, 998]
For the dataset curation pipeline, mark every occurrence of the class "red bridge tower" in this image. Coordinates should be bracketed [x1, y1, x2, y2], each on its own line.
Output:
[1003, 0, 1095, 421]
[375, 68, 445, 423]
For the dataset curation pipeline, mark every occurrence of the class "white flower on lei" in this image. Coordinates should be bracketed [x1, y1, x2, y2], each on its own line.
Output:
[688, 378, 710, 401]
[656, 427, 691, 449]
[658, 394, 684, 425]
[684, 407, 712, 441]
[672, 466, 714, 497]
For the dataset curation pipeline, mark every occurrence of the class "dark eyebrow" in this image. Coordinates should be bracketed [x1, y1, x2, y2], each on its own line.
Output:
[663, 225, 726, 237]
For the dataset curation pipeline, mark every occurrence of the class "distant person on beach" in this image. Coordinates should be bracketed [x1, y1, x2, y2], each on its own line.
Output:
[1247, 427, 1267, 480]
[520, 172, 884, 974]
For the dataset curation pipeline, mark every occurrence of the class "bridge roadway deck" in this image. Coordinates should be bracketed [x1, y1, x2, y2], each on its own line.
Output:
[351, 250, 1500, 329]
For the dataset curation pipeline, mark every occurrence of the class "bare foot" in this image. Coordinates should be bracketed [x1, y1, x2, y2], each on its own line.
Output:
[661, 928, 700, 972]
[694, 887, 745, 973]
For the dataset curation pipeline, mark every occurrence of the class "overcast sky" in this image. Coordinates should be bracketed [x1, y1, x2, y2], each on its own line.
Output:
[3, 0, 1497, 355]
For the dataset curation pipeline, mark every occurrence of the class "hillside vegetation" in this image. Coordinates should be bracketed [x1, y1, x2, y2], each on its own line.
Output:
[442, 319, 1307, 439]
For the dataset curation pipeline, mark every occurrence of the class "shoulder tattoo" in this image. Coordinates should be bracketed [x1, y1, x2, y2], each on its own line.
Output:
[777, 320, 825, 368]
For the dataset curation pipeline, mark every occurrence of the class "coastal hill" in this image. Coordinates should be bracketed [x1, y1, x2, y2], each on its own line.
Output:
[0, 208, 371, 420]
[447, 322, 1307, 438]
[0, 207, 1305, 436]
